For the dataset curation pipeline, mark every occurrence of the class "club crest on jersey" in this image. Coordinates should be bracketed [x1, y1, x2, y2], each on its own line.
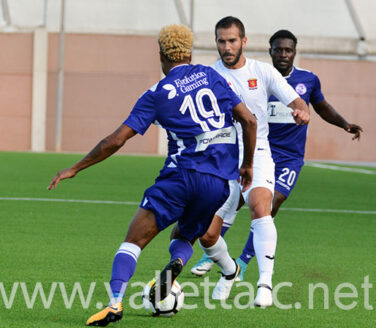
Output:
[163, 84, 177, 99]
[248, 78, 258, 90]
[295, 83, 307, 95]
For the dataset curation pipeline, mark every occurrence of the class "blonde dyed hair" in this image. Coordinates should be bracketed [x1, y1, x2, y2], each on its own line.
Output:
[158, 24, 193, 62]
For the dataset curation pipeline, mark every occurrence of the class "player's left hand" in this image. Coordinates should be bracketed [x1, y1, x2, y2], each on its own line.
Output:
[292, 109, 310, 125]
[345, 124, 363, 141]
[239, 166, 253, 192]
[47, 167, 78, 190]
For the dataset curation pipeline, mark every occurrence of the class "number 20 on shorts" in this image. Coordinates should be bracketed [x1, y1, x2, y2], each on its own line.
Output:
[278, 168, 296, 187]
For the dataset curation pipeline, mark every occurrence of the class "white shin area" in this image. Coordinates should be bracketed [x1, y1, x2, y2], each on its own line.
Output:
[251, 215, 277, 288]
[199, 236, 236, 275]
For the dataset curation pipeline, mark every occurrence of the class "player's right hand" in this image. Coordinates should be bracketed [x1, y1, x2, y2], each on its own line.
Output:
[47, 167, 77, 190]
[345, 123, 363, 141]
[292, 109, 310, 125]
[239, 166, 253, 192]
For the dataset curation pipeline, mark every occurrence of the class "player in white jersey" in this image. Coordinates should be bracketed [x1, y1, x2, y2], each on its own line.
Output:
[191, 17, 310, 306]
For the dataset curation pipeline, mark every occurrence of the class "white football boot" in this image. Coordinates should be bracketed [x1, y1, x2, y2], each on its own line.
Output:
[212, 260, 240, 300]
[254, 284, 273, 307]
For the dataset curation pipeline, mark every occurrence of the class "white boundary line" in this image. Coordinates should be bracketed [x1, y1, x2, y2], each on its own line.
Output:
[305, 163, 376, 174]
[277, 207, 376, 215]
[306, 160, 376, 168]
[0, 197, 138, 205]
[0, 197, 375, 215]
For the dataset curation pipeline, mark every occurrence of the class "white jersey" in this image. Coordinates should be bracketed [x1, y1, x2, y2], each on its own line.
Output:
[212, 58, 298, 154]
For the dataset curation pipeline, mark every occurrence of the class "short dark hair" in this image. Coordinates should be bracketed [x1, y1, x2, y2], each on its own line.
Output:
[269, 30, 297, 47]
[215, 16, 245, 39]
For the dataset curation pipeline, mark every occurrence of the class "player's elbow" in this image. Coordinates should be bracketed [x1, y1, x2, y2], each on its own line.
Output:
[111, 135, 127, 149]
[102, 133, 126, 152]
[108, 125, 135, 149]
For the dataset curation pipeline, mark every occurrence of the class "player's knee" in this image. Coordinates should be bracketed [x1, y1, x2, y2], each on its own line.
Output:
[124, 237, 146, 250]
[199, 230, 219, 248]
[247, 188, 273, 219]
[249, 202, 270, 219]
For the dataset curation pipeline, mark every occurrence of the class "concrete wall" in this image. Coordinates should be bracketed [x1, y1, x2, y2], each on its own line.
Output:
[301, 58, 376, 162]
[0, 34, 33, 151]
[45, 33, 161, 154]
[0, 33, 375, 162]
[0, 33, 160, 154]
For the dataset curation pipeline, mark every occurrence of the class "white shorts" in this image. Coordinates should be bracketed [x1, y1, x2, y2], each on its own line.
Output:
[217, 145, 275, 226]
[242, 147, 275, 205]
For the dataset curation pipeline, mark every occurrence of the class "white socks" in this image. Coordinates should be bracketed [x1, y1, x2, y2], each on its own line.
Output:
[200, 236, 236, 275]
[252, 216, 277, 288]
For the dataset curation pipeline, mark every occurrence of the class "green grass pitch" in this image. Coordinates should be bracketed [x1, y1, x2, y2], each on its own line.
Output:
[0, 151, 375, 327]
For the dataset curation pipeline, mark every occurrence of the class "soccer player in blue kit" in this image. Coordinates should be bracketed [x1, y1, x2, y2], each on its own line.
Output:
[47, 25, 257, 326]
[234, 29, 363, 280]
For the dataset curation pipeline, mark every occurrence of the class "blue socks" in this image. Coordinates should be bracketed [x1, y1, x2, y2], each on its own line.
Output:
[109, 242, 141, 303]
[239, 228, 255, 264]
[169, 239, 193, 265]
[108, 238, 192, 305]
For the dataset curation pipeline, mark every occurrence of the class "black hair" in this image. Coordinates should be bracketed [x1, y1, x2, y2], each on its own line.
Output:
[215, 16, 245, 39]
[269, 30, 297, 47]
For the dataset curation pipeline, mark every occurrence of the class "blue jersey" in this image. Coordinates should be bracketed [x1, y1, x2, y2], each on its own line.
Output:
[124, 64, 241, 180]
[267, 66, 324, 160]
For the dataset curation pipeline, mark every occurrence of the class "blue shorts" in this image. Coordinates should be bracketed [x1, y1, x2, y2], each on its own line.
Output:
[140, 167, 230, 241]
[274, 157, 303, 198]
